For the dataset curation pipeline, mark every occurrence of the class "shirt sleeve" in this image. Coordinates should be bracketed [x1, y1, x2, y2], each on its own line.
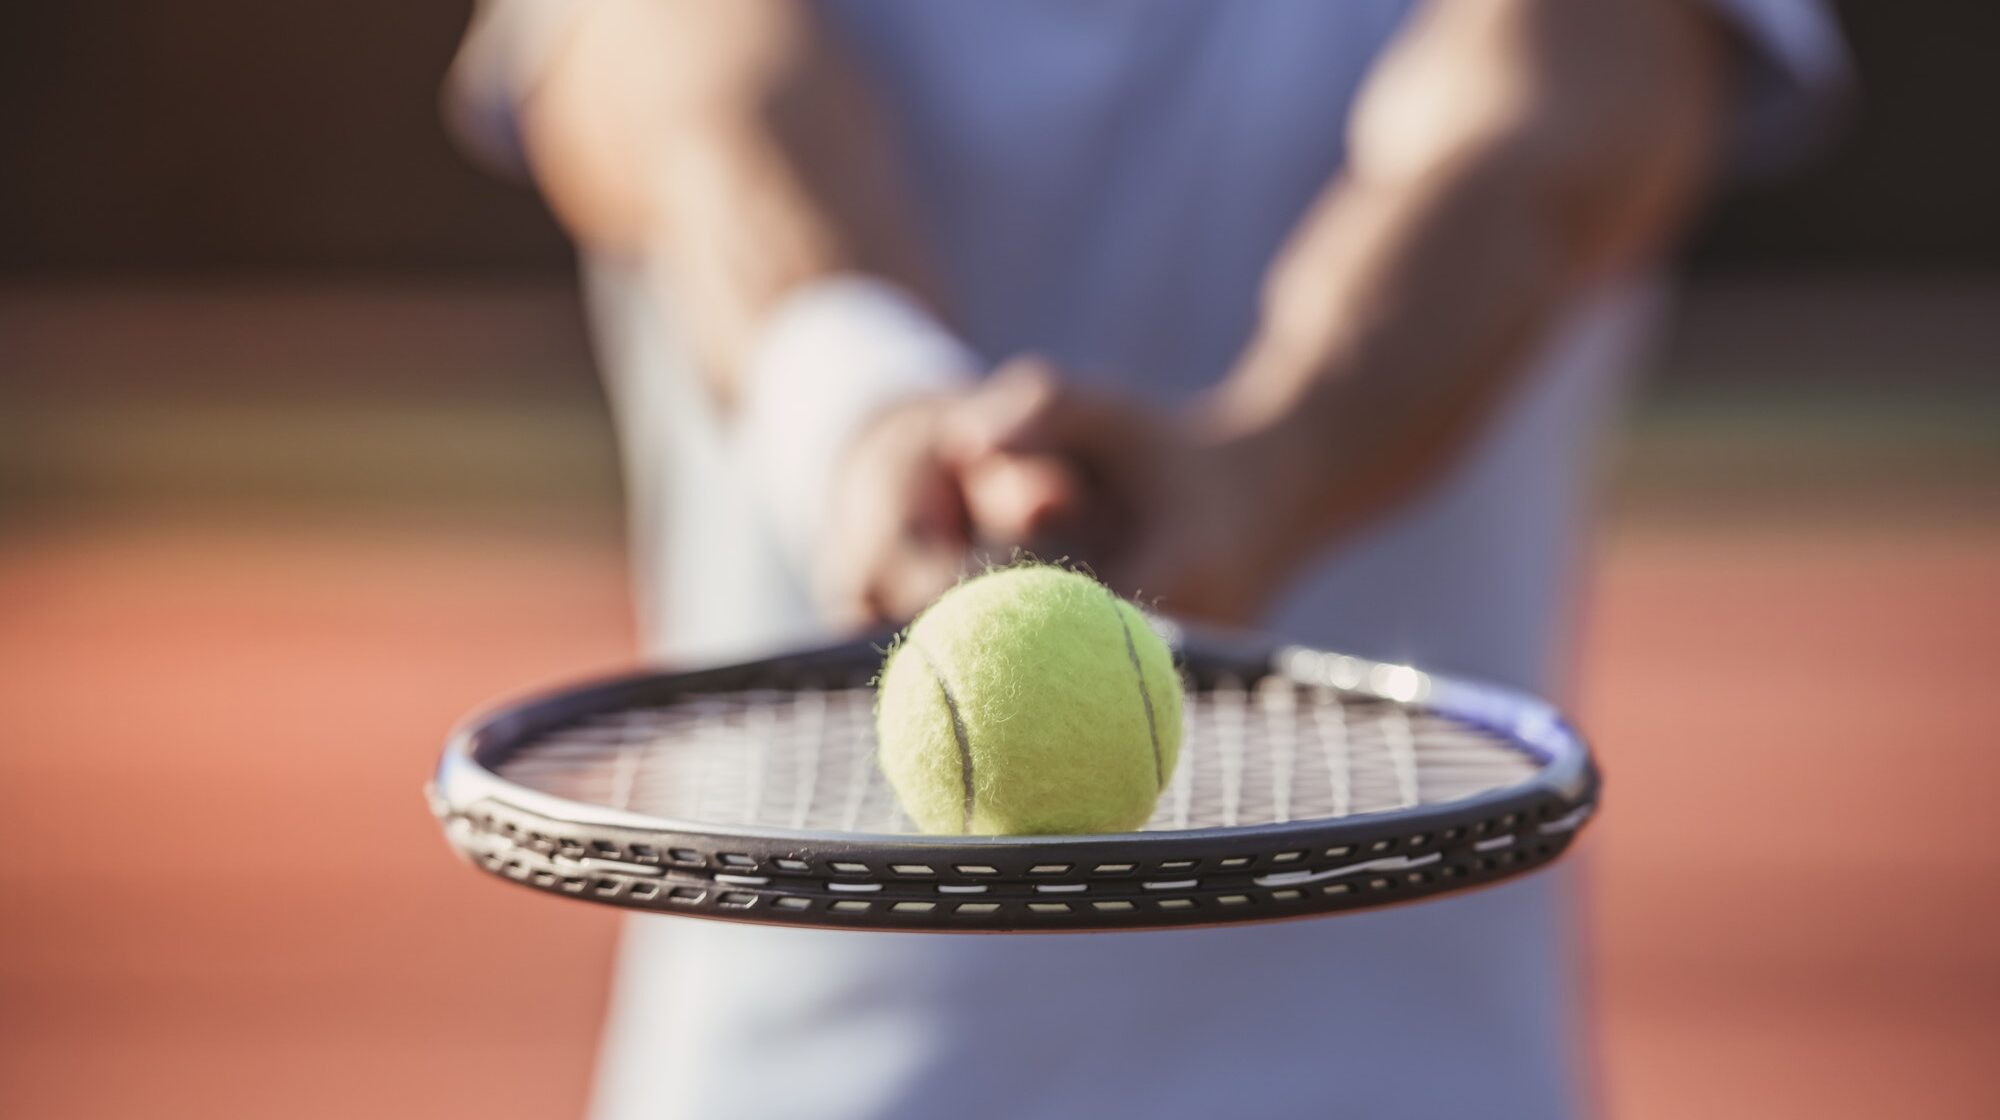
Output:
[1700, 0, 1853, 177]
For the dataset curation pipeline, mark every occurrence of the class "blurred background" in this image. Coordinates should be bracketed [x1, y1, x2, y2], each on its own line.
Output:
[2, 4, 1995, 1118]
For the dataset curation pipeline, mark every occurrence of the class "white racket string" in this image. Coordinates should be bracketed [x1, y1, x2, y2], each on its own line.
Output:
[491, 677, 1539, 833]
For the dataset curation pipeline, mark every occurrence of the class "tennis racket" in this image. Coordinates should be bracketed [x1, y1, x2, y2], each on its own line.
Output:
[427, 628, 1598, 932]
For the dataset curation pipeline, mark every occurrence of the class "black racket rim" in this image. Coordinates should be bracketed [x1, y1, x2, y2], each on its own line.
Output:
[428, 634, 1599, 932]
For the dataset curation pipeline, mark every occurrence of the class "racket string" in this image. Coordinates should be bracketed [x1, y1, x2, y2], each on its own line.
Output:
[789, 688, 825, 830]
[1260, 676, 1297, 824]
[495, 677, 1538, 833]
[1383, 707, 1421, 811]
[1313, 685, 1352, 820]
[1212, 676, 1247, 828]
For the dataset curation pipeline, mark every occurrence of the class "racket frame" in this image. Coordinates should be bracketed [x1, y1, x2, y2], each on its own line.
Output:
[429, 636, 1598, 932]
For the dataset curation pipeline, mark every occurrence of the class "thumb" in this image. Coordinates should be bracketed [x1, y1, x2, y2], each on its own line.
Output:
[958, 452, 1087, 549]
[943, 356, 1068, 462]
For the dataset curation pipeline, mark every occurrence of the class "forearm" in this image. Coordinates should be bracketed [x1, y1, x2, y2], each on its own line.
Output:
[1202, 0, 1724, 565]
[516, 0, 934, 394]
[1216, 162, 1567, 545]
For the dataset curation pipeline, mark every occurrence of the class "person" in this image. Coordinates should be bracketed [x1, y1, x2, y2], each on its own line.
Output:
[447, 2, 1845, 1116]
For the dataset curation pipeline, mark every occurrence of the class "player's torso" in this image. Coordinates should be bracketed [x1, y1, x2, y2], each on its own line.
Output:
[589, 10, 1627, 1117]
[822, 0, 1416, 401]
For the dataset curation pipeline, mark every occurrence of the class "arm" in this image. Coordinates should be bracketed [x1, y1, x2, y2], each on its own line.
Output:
[1206, 0, 1725, 565]
[515, 0, 937, 398]
[958, 0, 1728, 621]
[515, 0, 985, 621]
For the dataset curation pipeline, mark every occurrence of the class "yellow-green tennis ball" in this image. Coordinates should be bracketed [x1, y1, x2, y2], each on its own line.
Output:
[875, 565, 1183, 835]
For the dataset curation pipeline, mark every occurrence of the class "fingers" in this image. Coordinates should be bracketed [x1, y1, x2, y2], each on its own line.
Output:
[876, 465, 977, 620]
[825, 358, 1192, 628]
[942, 359, 1042, 461]
[958, 453, 1087, 549]
[817, 397, 974, 629]
[944, 356, 1126, 462]
[860, 533, 971, 624]
[825, 518, 970, 630]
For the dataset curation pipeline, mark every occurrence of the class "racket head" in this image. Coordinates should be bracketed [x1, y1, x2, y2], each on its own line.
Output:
[429, 632, 1597, 932]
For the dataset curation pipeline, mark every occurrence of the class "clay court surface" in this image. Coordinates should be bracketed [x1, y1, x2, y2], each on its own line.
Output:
[3, 289, 1996, 1118]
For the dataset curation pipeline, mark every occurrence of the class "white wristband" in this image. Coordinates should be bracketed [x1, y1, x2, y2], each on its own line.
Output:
[736, 275, 981, 575]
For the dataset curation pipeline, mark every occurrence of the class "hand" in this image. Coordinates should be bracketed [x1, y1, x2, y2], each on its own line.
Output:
[946, 360, 1309, 626]
[818, 388, 1092, 627]
[818, 394, 972, 627]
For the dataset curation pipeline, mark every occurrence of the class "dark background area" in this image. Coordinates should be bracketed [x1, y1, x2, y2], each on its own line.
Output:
[1, 1, 1994, 279]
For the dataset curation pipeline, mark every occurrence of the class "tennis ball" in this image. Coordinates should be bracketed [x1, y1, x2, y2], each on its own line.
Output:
[875, 565, 1183, 835]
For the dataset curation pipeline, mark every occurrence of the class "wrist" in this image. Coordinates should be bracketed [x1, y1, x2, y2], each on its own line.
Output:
[736, 276, 980, 571]
[1192, 351, 1358, 568]
[1177, 415, 1318, 603]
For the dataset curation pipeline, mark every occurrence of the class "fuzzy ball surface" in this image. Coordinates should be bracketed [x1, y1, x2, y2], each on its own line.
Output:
[875, 565, 1183, 835]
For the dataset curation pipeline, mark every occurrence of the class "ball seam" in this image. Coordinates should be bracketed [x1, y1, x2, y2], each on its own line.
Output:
[1108, 596, 1167, 792]
[905, 636, 976, 834]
